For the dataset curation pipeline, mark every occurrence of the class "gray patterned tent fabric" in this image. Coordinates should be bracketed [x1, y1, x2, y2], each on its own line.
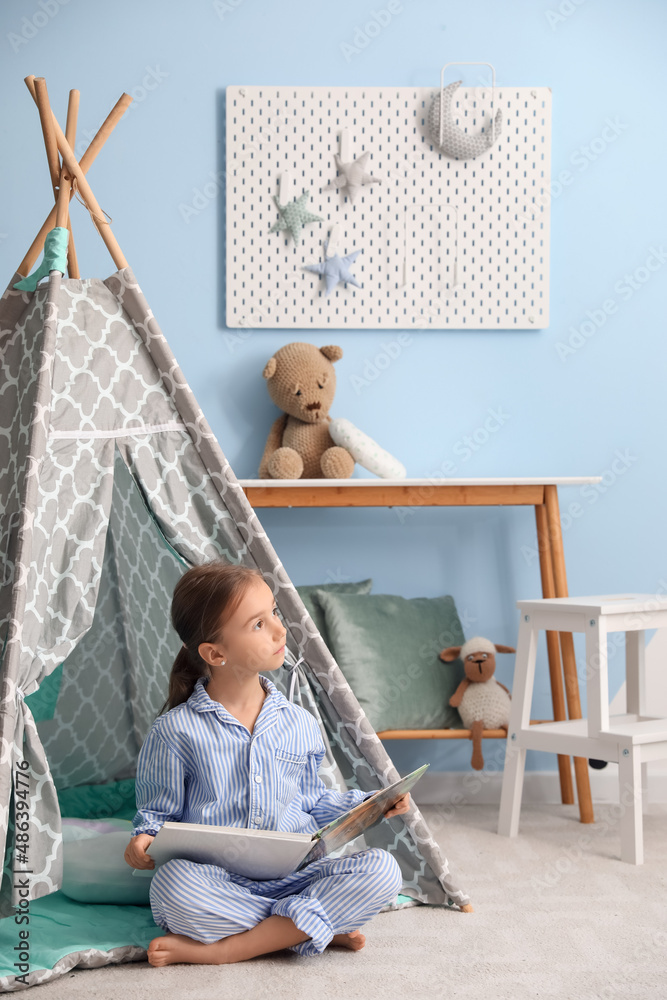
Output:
[0, 265, 470, 974]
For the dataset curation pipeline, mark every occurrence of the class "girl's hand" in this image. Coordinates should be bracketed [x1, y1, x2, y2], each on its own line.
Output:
[124, 833, 156, 869]
[383, 792, 410, 818]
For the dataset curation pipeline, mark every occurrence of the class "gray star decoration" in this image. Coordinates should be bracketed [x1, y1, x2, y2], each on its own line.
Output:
[304, 240, 363, 297]
[269, 190, 322, 245]
[327, 151, 381, 203]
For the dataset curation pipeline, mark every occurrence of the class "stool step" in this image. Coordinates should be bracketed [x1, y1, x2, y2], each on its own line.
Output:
[517, 593, 667, 616]
[512, 714, 667, 759]
[512, 718, 605, 758]
[599, 716, 667, 744]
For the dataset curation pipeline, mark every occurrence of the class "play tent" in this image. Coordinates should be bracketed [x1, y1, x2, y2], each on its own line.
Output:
[0, 78, 470, 987]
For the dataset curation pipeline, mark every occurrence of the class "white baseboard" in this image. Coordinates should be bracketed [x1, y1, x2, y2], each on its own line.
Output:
[411, 763, 667, 807]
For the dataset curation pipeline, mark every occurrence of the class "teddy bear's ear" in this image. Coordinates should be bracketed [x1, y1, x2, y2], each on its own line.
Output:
[262, 357, 277, 380]
[319, 345, 343, 363]
[440, 646, 462, 662]
[494, 644, 516, 654]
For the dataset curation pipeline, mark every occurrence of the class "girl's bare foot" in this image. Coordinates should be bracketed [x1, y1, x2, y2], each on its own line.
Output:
[330, 929, 365, 951]
[147, 933, 235, 967]
[147, 922, 366, 966]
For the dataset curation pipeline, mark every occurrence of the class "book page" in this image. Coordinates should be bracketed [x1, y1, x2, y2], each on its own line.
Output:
[297, 763, 429, 870]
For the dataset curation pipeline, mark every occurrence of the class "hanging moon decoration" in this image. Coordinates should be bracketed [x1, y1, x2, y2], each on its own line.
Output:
[427, 80, 503, 160]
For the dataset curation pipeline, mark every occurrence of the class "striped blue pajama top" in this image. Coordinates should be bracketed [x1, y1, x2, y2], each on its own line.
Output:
[131, 673, 375, 838]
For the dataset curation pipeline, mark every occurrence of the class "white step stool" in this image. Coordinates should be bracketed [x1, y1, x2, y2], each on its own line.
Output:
[498, 594, 667, 864]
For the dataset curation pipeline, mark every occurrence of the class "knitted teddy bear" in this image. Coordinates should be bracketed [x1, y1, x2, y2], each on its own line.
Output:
[259, 342, 355, 479]
[440, 637, 516, 771]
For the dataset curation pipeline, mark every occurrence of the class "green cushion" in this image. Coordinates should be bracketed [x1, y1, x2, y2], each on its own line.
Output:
[61, 829, 153, 905]
[295, 578, 372, 648]
[24, 662, 64, 721]
[313, 590, 466, 732]
[57, 778, 138, 821]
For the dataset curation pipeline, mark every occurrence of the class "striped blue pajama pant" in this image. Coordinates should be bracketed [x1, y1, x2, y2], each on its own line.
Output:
[149, 847, 403, 957]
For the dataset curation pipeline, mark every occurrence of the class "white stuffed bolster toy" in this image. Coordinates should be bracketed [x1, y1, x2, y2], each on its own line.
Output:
[328, 418, 406, 479]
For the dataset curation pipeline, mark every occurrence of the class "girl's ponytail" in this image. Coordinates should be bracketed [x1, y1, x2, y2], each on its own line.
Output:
[158, 645, 207, 717]
[157, 561, 264, 715]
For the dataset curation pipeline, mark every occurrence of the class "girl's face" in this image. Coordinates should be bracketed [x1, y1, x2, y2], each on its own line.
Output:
[201, 578, 287, 676]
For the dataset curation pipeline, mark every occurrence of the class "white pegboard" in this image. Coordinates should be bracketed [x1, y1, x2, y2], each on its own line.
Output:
[225, 85, 551, 329]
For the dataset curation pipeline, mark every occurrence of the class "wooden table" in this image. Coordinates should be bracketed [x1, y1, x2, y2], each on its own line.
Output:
[239, 477, 602, 824]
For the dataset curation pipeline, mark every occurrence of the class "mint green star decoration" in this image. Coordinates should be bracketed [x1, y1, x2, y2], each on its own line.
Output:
[269, 191, 322, 246]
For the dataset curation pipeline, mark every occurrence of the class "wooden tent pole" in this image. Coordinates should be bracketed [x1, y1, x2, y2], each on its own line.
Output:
[26, 75, 128, 271]
[28, 77, 129, 271]
[77, 94, 133, 170]
[18, 93, 131, 277]
[33, 77, 60, 193]
[18, 81, 132, 276]
[33, 77, 80, 279]
[30, 76, 129, 271]
[61, 89, 80, 278]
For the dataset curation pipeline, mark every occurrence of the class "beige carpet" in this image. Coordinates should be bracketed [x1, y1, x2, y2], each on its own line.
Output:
[34, 802, 667, 1000]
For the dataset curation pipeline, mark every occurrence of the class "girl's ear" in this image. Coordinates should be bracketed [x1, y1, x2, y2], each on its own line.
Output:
[198, 642, 226, 668]
[494, 644, 516, 654]
[440, 646, 462, 662]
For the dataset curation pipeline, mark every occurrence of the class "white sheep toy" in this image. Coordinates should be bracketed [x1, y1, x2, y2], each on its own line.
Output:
[440, 636, 516, 771]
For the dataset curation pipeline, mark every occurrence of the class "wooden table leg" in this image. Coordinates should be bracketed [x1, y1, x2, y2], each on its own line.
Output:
[544, 485, 595, 824]
[535, 503, 574, 805]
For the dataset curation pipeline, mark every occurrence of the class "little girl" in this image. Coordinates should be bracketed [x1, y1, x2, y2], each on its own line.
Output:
[124, 561, 409, 966]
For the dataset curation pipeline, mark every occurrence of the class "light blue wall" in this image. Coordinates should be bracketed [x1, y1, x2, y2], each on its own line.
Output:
[2, 0, 665, 773]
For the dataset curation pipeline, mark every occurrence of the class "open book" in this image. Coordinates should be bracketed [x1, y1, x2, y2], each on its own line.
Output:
[142, 763, 429, 880]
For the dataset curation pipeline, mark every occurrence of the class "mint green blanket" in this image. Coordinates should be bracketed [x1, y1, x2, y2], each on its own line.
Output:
[0, 892, 164, 979]
[1, 778, 414, 987]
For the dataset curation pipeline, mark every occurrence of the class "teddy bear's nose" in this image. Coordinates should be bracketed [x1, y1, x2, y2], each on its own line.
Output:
[306, 401, 321, 410]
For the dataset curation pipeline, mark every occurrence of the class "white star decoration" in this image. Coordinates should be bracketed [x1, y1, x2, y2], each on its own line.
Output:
[327, 151, 381, 203]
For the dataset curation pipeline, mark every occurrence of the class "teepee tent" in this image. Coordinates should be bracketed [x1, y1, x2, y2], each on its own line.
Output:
[0, 76, 470, 978]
